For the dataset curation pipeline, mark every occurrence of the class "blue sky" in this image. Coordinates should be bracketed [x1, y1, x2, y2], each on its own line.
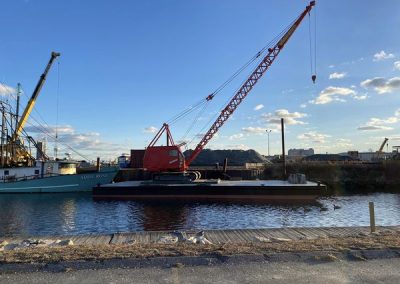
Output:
[1, 0, 399, 160]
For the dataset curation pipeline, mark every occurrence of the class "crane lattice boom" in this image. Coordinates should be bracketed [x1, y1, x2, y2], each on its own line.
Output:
[186, 1, 315, 166]
[143, 1, 315, 173]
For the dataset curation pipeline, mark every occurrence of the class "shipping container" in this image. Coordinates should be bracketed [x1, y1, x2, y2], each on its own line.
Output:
[130, 149, 145, 168]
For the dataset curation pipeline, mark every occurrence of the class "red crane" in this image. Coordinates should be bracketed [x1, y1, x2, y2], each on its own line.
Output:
[143, 1, 316, 174]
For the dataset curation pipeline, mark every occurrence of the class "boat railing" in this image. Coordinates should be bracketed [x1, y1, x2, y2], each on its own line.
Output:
[1, 173, 65, 183]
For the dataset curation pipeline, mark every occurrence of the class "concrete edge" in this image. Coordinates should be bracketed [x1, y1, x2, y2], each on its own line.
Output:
[1, 248, 400, 274]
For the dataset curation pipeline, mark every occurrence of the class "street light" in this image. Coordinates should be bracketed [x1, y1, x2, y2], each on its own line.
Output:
[266, 129, 272, 157]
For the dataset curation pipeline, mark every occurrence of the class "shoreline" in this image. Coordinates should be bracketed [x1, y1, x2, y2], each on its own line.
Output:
[2, 225, 400, 245]
[1, 226, 399, 269]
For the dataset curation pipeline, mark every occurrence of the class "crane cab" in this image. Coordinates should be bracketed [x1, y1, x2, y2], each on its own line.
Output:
[143, 145, 186, 172]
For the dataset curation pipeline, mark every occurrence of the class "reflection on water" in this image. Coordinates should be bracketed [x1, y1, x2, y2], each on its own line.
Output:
[0, 193, 399, 237]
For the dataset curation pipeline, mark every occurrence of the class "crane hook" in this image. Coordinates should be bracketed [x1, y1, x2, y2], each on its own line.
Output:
[311, 74, 316, 84]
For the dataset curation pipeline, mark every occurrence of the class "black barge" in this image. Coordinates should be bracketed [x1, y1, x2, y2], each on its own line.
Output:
[93, 179, 326, 202]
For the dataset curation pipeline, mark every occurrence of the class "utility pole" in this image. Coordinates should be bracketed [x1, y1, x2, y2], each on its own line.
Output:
[266, 130, 272, 157]
[281, 118, 286, 179]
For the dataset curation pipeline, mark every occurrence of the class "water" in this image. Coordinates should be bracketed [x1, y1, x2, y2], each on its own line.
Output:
[0, 193, 399, 237]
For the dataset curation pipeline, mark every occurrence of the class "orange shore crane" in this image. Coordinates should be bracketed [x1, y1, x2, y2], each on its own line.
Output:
[143, 1, 316, 175]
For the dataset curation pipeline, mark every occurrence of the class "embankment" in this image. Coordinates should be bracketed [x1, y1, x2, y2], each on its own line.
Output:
[264, 161, 400, 194]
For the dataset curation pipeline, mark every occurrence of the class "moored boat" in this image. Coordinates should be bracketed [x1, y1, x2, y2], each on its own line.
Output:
[0, 52, 119, 193]
[0, 160, 118, 193]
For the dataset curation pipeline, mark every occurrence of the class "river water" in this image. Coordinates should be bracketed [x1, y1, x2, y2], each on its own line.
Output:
[0, 193, 399, 237]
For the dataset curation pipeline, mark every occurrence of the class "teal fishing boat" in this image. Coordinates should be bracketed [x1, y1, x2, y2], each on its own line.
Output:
[0, 161, 118, 193]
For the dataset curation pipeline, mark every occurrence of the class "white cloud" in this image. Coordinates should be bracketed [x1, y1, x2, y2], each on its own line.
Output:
[353, 94, 368, 100]
[242, 127, 267, 134]
[0, 83, 16, 96]
[373, 50, 395, 61]
[394, 61, 400, 70]
[335, 138, 353, 148]
[253, 104, 264, 111]
[328, 64, 335, 68]
[26, 124, 129, 160]
[143, 126, 158, 133]
[226, 144, 249, 150]
[300, 104, 307, 108]
[329, 72, 346, 79]
[261, 109, 307, 125]
[357, 110, 399, 131]
[337, 138, 351, 143]
[229, 133, 244, 140]
[309, 86, 356, 105]
[357, 125, 393, 131]
[24, 125, 75, 135]
[360, 77, 400, 94]
[207, 143, 249, 151]
[297, 131, 330, 143]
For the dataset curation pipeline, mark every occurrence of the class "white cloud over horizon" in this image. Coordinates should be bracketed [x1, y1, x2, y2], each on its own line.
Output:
[207, 143, 250, 151]
[335, 138, 353, 148]
[261, 109, 307, 125]
[229, 133, 244, 140]
[242, 127, 268, 135]
[357, 109, 399, 131]
[373, 50, 395, 61]
[143, 126, 158, 133]
[297, 131, 330, 144]
[25, 124, 129, 160]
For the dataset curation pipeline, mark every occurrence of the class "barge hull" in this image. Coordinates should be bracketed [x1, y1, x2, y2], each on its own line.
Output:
[93, 180, 326, 202]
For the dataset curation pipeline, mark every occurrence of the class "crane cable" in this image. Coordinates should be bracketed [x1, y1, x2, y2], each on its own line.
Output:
[15, 62, 91, 161]
[177, 16, 300, 146]
[309, 5, 317, 83]
[167, 16, 298, 130]
[55, 61, 60, 158]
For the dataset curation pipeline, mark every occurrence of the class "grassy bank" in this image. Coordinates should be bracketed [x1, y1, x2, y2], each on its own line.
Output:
[264, 161, 400, 194]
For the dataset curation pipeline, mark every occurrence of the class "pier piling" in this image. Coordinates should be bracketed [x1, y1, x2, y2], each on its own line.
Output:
[369, 202, 376, 233]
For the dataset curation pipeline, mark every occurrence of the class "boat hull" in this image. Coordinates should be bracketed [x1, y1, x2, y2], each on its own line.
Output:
[0, 169, 118, 193]
[93, 180, 326, 202]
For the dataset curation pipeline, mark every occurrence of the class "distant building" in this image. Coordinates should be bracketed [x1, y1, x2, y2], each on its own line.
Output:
[288, 148, 314, 161]
[302, 154, 354, 162]
[358, 152, 393, 162]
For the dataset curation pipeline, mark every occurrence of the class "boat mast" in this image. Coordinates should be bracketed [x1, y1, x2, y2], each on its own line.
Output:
[14, 83, 21, 138]
[1, 105, 5, 167]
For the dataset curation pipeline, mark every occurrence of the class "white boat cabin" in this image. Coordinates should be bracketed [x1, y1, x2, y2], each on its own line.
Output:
[0, 160, 78, 182]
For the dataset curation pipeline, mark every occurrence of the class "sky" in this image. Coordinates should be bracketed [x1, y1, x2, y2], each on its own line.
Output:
[1, 0, 400, 161]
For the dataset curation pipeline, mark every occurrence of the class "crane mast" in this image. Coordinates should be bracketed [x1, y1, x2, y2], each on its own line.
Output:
[3, 51, 60, 166]
[186, 1, 315, 166]
[13, 51, 60, 141]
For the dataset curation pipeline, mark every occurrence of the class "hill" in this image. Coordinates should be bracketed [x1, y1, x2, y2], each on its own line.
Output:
[184, 149, 268, 166]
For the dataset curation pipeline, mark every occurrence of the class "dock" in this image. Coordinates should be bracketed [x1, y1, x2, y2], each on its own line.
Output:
[4, 226, 399, 245]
